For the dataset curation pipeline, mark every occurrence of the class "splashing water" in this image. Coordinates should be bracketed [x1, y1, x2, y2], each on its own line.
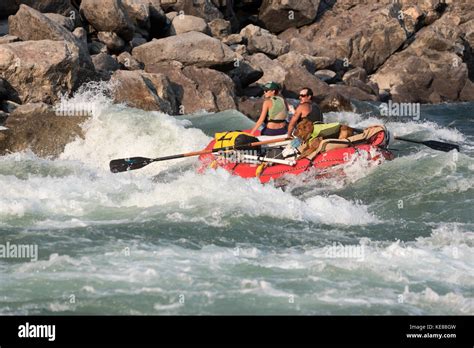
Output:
[1, 83, 473, 315]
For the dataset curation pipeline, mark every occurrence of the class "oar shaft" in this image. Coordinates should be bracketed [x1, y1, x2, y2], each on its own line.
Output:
[156, 136, 290, 161]
[394, 136, 423, 145]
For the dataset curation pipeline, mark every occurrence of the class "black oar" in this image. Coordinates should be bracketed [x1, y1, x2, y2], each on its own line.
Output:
[394, 136, 460, 152]
[352, 128, 460, 152]
[110, 137, 290, 173]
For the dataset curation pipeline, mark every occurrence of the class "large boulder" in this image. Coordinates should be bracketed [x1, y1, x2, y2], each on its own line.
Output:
[208, 18, 231, 39]
[277, 51, 335, 73]
[97, 31, 126, 52]
[329, 84, 378, 102]
[132, 31, 237, 70]
[228, 59, 264, 91]
[0, 40, 95, 104]
[319, 92, 353, 112]
[9, 5, 80, 45]
[301, 2, 408, 74]
[236, 97, 262, 121]
[169, 14, 209, 35]
[17, 0, 75, 15]
[0, 104, 89, 158]
[371, 10, 473, 103]
[282, 65, 330, 100]
[240, 24, 289, 58]
[111, 70, 177, 114]
[80, 0, 135, 41]
[259, 0, 321, 33]
[246, 53, 287, 86]
[146, 61, 237, 114]
[160, 0, 223, 23]
[8, 5, 92, 68]
[117, 51, 143, 70]
[122, 0, 151, 31]
[92, 53, 121, 76]
[43, 13, 75, 31]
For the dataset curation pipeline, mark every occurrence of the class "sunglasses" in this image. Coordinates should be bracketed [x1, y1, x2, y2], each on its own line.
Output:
[299, 94, 308, 97]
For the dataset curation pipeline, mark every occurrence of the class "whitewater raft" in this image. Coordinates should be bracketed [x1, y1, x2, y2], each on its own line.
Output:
[199, 126, 394, 184]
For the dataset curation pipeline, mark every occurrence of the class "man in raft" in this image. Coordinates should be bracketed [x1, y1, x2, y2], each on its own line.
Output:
[287, 87, 323, 137]
[250, 82, 290, 136]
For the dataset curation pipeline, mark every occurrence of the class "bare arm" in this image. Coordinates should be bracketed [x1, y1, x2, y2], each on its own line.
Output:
[287, 105, 303, 137]
[250, 100, 270, 135]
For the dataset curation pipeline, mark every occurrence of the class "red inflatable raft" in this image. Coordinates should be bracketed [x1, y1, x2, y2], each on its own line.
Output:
[198, 126, 394, 184]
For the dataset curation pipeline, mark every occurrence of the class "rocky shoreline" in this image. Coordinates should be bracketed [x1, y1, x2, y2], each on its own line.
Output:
[0, 0, 473, 157]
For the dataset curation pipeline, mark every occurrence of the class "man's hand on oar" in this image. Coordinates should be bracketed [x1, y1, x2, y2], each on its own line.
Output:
[109, 136, 290, 173]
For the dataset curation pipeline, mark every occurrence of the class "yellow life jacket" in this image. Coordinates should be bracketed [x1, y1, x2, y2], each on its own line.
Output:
[213, 131, 259, 150]
[309, 122, 341, 140]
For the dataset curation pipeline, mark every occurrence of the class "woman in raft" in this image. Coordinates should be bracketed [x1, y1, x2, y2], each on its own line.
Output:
[250, 82, 290, 136]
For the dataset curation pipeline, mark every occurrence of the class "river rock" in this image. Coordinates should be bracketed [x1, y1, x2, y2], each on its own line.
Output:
[208, 18, 231, 39]
[92, 53, 121, 76]
[329, 84, 378, 101]
[236, 97, 262, 121]
[0, 104, 88, 158]
[258, 0, 321, 33]
[10, 5, 80, 45]
[146, 61, 236, 114]
[240, 24, 289, 58]
[17, 0, 75, 15]
[0, 35, 20, 45]
[371, 8, 473, 103]
[72, 28, 87, 46]
[117, 51, 143, 70]
[228, 59, 264, 91]
[222, 34, 243, 46]
[319, 91, 353, 112]
[283, 65, 330, 101]
[246, 53, 287, 86]
[160, 0, 223, 23]
[169, 14, 209, 35]
[302, 2, 408, 74]
[122, 0, 151, 30]
[0, 40, 95, 104]
[98, 31, 126, 53]
[343, 67, 367, 84]
[132, 31, 237, 70]
[80, 0, 135, 41]
[111, 70, 177, 114]
[43, 13, 75, 31]
[314, 69, 337, 83]
[88, 41, 108, 55]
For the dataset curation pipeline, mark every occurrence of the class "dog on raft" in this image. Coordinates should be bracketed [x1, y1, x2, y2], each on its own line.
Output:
[293, 119, 354, 159]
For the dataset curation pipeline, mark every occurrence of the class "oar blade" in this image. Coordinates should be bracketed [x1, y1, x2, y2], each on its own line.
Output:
[109, 157, 152, 173]
[423, 140, 460, 152]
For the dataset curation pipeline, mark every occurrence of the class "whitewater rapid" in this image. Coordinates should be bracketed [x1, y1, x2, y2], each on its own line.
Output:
[1, 83, 473, 315]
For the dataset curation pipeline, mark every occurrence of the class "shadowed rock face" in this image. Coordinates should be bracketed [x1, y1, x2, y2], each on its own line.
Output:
[259, 0, 321, 33]
[80, 0, 135, 41]
[132, 31, 237, 70]
[371, 2, 474, 103]
[0, 40, 95, 104]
